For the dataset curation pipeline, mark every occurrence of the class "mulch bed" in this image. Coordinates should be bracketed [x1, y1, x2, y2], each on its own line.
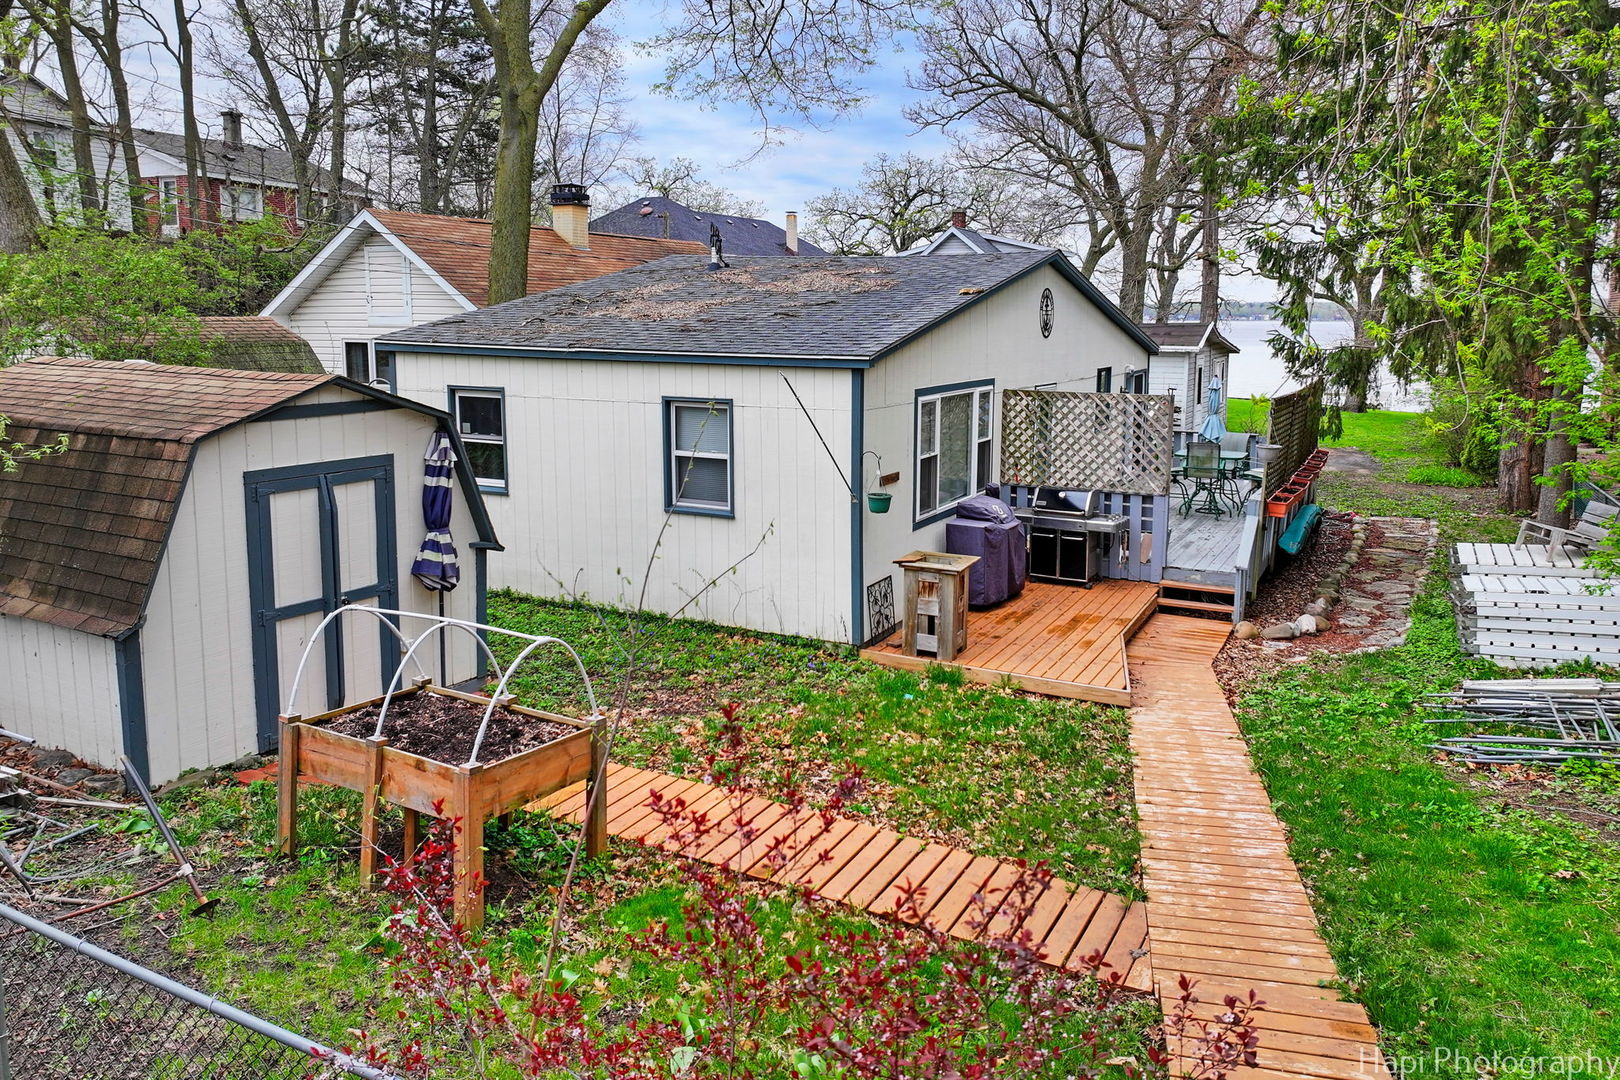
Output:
[325, 693, 578, 765]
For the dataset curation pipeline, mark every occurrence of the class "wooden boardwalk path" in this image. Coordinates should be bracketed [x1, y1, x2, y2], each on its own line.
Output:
[1127, 615, 1390, 1080]
[533, 764, 1152, 990]
[862, 579, 1159, 705]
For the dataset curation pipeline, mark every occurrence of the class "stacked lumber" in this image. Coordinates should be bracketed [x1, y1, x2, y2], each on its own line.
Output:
[1451, 548, 1620, 667]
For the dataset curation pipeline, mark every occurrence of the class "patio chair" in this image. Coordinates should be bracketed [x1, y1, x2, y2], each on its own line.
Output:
[1178, 440, 1226, 517]
[1516, 501, 1618, 553]
[1218, 431, 1261, 500]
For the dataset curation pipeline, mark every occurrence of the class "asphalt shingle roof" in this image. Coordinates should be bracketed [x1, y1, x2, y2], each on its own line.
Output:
[379, 251, 1060, 360]
[589, 196, 829, 257]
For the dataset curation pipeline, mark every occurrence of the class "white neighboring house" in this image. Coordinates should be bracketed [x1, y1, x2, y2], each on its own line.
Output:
[262, 195, 706, 383]
[1136, 322, 1240, 436]
[1, 73, 132, 230]
[897, 211, 1052, 257]
[0, 359, 498, 784]
[376, 251, 1156, 644]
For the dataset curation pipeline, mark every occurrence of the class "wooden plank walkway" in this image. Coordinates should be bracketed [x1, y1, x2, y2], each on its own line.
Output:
[1127, 615, 1391, 1079]
[861, 579, 1160, 705]
[532, 764, 1152, 990]
[1454, 542, 1595, 578]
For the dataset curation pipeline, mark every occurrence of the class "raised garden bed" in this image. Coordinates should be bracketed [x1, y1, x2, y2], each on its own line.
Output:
[278, 680, 604, 929]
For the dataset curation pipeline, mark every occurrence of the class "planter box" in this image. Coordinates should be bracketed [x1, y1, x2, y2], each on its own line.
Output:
[1266, 485, 1306, 518]
[278, 680, 604, 929]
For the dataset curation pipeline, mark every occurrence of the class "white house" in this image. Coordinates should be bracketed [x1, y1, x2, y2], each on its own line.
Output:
[376, 251, 1156, 644]
[261, 192, 706, 382]
[0, 358, 498, 784]
[1137, 322, 1240, 436]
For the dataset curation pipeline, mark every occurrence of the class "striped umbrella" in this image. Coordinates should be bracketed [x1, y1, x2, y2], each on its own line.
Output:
[412, 430, 460, 591]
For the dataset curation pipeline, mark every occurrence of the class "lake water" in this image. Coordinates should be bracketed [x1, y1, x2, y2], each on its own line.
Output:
[1219, 319, 1428, 413]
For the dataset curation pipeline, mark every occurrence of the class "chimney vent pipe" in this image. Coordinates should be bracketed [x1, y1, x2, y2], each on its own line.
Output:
[550, 183, 591, 249]
[950, 208, 967, 229]
[785, 211, 798, 255]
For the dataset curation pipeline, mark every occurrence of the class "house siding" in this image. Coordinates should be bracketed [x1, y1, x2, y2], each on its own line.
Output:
[0, 616, 122, 767]
[857, 264, 1150, 639]
[138, 385, 484, 783]
[273, 236, 467, 375]
[4, 119, 134, 231]
[395, 355, 854, 642]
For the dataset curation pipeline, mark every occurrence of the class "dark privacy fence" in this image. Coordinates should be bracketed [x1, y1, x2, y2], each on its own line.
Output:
[0, 903, 400, 1080]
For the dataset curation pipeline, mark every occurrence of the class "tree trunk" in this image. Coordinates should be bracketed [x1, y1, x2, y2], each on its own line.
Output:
[0, 127, 41, 250]
[96, 0, 148, 234]
[1199, 183, 1218, 322]
[1115, 217, 1152, 323]
[474, 0, 610, 305]
[1497, 357, 1548, 513]
[322, 0, 361, 224]
[41, 1, 100, 215]
[173, 0, 205, 227]
[233, 0, 313, 223]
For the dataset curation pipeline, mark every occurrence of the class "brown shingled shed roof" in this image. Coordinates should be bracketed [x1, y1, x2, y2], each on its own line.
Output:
[365, 208, 708, 307]
[0, 358, 333, 637]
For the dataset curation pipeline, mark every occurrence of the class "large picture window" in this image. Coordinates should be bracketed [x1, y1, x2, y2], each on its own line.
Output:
[666, 399, 733, 515]
[916, 384, 994, 521]
[451, 388, 506, 493]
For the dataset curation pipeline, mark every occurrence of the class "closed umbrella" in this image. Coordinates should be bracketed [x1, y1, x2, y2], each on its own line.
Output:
[1199, 374, 1227, 441]
[412, 430, 460, 684]
[412, 430, 461, 591]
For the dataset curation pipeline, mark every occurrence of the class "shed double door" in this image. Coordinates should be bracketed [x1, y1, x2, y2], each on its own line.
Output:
[247, 455, 398, 751]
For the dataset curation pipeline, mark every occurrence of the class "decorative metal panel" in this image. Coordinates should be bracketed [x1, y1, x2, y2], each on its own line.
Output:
[865, 576, 898, 645]
[998, 389, 1175, 496]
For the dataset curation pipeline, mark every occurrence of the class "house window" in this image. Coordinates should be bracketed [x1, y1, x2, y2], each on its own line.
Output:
[159, 179, 179, 226]
[452, 388, 506, 493]
[343, 342, 394, 388]
[916, 384, 994, 520]
[665, 399, 733, 514]
[27, 132, 57, 212]
[1095, 368, 1113, 393]
[1195, 366, 1205, 404]
[224, 184, 262, 221]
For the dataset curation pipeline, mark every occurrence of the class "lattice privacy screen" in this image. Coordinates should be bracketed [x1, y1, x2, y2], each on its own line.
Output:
[1263, 382, 1324, 494]
[999, 389, 1175, 496]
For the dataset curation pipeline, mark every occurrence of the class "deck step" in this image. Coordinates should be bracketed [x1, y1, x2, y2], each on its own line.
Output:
[1158, 579, 1235, 595]
[1158, 597, 1237, 614]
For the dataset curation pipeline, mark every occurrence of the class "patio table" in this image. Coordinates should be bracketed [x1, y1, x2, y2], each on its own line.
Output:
[1172, 451, 1249, 517]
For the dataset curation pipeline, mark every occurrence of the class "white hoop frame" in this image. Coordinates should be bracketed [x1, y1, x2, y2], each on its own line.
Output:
[282, 605, 601, 766]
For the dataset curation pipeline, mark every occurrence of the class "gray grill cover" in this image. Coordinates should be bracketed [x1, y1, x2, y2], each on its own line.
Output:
[946, 499, 1026, 607]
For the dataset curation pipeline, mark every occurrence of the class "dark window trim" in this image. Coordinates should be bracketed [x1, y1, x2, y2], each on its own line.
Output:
[912, 378, 995, 530]
[447, 385, 508, 496]
[1096, 367, 1113, 393]
[662, 396, 736, 518]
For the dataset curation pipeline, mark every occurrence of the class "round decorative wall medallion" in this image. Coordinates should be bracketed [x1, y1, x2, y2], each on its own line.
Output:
[1039, 288, 1054, 338]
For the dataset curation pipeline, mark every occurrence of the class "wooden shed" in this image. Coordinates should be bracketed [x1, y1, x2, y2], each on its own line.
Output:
[0, 358, 499, 784]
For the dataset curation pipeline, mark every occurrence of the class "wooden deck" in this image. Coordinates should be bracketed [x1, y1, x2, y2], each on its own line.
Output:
[860, 579, 1160, 706]
[533, 763, 1152, 990]
[1128, 615, 1391, 1079]
[1163, 505, 1249, 589]
[1454, 542, 1595, 577]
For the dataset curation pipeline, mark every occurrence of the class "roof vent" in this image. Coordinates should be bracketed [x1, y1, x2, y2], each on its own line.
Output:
[639, 206, 653, 215]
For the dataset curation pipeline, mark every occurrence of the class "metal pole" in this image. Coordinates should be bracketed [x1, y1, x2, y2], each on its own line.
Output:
[0, 957, 13, 1080]
[0, 902, 401, 1080]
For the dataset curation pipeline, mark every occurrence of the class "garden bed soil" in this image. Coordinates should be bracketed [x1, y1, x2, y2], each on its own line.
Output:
[325, 693, 577, 765]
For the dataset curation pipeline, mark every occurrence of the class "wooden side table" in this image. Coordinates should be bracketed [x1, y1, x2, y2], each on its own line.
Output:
[894, 551, 979, 661]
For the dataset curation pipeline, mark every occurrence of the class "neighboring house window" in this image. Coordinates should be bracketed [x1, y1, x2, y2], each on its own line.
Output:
[27, 132, 57, 213]
[916, 384, 994, 520]
[665, 398, 733, 514]
[452, 388, 507, 493]
[343, 341, 393, 387]
[1095, 368, 1113, 393]
[224, 184, 262, 221]
[159, 179, 179, 226]
[1195, 366, 1204, 405]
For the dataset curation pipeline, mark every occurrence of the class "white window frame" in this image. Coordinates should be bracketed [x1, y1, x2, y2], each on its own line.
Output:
[451, 387, 507, 494]
[915, 383, 994, 523]
[665, 398, 734, 516]
[159, 179, 180, 227]
[224, 183, 263, 221]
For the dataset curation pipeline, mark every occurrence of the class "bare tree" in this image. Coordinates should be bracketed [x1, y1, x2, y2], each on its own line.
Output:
[70, 0, 147, 232]
[909, 0, 1265, 320]
[532, 24, 633, 196]
[17, 0, 99, 214]
[609, 155, 763, 217]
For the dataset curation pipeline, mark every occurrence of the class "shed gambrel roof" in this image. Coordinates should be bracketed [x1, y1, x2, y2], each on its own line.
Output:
[0, 358, 496, 638]
[379, 251, 1158, 361]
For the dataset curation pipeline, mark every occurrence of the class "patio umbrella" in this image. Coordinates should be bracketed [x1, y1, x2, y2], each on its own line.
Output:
[412, 430, 460, 685]
[1199, 374, 1227, 441]
[411, 429, 461, 591]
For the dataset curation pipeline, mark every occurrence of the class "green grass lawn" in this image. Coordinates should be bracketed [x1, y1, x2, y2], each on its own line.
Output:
[1235, 570, 1620, 1074]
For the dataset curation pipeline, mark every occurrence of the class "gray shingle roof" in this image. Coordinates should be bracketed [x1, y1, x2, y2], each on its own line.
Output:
[135, 127, 370, 197]
[380, 252, 1071, 360]
[589, 196, 829, 257]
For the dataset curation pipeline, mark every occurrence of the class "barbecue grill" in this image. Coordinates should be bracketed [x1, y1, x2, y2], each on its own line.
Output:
[1011, 486, 1128, 587]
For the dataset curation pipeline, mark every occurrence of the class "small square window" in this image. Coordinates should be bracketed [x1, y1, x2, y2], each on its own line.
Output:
[452, 389, 506, 492]
[666, 399, 732, 514]
[1096, 367, 1113, 393]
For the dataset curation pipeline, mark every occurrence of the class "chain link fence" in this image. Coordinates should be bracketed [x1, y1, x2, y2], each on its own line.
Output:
[0, 903, 400, 1080]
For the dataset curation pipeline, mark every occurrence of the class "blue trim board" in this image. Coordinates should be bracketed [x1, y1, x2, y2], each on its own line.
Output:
[661, 396, 737, 518]
[849, 369, 865, 646]
[114, 629, 150, 785]
[911, 379, 996, 531]
[268, 399, 395, 421]
[388, 343, 873, 368]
